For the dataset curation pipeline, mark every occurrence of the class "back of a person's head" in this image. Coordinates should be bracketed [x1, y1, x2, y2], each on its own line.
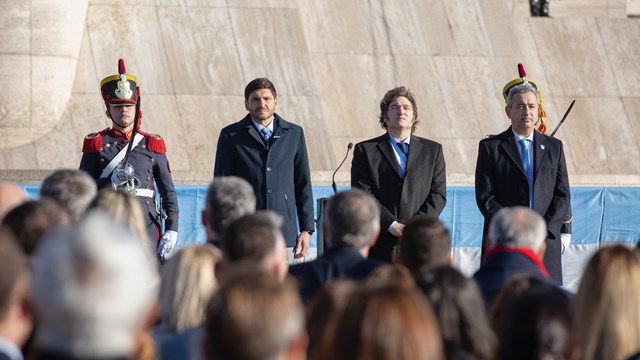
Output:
[306, 279, 358, 360]
[0, 229, 28, 323]
[40, 169, 97, 222]
[159, 244, 221, 332]
[326, 283, 444, 360]
[2, 199, 70, 256]
[32, 210, 158, 358]
[0, 182, 28, 221]
[363, 264, 416, 289]
[326, 189, 380, 249]
[415, 266, 496, 360]
[222, 211, 282, 262]
[489, 274, 547, 331]
[89, 188, 152, 250]
[573, 244, 640, 360]
[205, 176, 256, 235]
[496, 282, 572, 360]
[222, 211, 288, 281]
[204, 270, 306, 360]
[399, 216, 451, 273]
[489, 206, 546, 250]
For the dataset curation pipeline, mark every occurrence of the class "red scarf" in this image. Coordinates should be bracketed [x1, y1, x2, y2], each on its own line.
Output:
[484, 246, 549, 278]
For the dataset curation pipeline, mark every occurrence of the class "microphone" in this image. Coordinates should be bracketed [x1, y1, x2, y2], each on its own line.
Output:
[332, 142, 353, 194]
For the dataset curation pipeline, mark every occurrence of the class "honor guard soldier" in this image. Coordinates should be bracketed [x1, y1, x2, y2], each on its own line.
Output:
[80, 59, 179, 261]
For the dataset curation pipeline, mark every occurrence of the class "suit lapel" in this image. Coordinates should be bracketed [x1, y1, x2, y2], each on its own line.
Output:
[377, 135, 402, 178]
[241, 116, 265, 147]
[405, 135, 422, 175]
[242, 114, 290, 149]
[499, 129, 526, 175]
[533, 131, 549, 178]
[271, 115, 290, 146]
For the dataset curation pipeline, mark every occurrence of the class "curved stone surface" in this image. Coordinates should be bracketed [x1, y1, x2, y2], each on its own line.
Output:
[0, 0, 87, 149]
[0, 0, 638, 186]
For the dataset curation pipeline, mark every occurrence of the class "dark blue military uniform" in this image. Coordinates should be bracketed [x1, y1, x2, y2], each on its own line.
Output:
[80, 128, 179, 244]
[79, 59, 178, 247]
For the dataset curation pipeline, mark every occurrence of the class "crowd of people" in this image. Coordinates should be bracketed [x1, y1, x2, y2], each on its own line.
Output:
[0, 59, 636, 359]
[0, 175, 638, 360]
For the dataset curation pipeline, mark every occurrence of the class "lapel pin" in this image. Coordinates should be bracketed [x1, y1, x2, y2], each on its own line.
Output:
[540, 144, 545, 150]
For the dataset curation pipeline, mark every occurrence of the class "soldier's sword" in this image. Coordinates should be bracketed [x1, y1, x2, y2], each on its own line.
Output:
[549, 99, 575, 138]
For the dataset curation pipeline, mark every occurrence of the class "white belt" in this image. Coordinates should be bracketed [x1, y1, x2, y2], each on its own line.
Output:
[135, 188, 154, 198]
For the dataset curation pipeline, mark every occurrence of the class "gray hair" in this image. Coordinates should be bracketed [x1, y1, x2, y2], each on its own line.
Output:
[489, 207, 547, 250]
[32, 210, 158, 357]
[506, 82, 539, 107]
[326, 189, 380, 249]
[40, 169, 97, 222]
[206, 176, 256, 235]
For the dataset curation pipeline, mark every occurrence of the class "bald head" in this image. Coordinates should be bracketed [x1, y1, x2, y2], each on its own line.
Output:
[0, 183, 28, 221]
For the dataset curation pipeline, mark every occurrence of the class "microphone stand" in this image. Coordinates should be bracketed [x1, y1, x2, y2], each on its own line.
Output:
[332, 143, 353, 194]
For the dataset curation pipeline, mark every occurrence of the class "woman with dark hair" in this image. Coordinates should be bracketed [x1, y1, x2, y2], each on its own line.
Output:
[495, 282, 572, 360]
[363, 264, 416, 289]
[489, 273, 547, 332]
[305, 279, 357, 360]
[321, 282, 444, 360]
[416, 266, 496, 360]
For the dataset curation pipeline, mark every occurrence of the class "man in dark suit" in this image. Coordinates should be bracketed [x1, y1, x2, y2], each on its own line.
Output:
[475, 64, 570, 283]
[351, 86, 447, 262]
[214, 78, 314, 261]
[473, 206, 562, 308]
[289, 189, 384, 302]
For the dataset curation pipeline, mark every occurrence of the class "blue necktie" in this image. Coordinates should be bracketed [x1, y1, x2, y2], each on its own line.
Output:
[399, 142, 409, 156]
[395, 142, 409, 178]
[519, 139, 533, 207]
[260, 127, 272, 142]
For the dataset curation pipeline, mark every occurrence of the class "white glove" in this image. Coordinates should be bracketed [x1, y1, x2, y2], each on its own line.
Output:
[560, 233, 571, 254]
[157, 230, 178, 261]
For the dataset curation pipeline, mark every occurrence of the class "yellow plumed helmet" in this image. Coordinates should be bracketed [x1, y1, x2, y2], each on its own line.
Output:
[502, 63, 547, 134]
[100, 59, 139, 106]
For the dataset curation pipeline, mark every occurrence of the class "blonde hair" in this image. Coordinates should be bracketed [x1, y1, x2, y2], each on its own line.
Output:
[573, 244, 640, 360]
[159, 244, 221, 332]
[90, 189, 151, 250]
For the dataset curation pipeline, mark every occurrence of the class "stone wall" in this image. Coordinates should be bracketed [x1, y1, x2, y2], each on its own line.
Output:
[0, 0, 638, 186]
